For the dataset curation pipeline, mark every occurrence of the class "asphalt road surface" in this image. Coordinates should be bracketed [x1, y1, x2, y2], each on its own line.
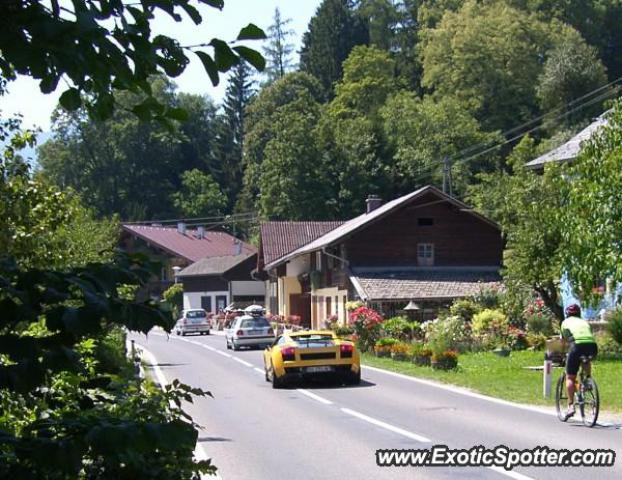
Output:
[129, 331, 621, 480]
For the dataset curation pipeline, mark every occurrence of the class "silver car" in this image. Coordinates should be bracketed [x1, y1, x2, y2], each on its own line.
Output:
[225, 315, 273, 350]
[174, 309, 210, 336]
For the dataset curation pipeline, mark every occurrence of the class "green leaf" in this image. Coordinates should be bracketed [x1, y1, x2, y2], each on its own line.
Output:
[236, 24, 266, 41]
[232, 46, 265, 71]
[195, 51, 220, 86]
[180, 3, 202, 24]
[59, 88, 82, 111]
[209, 39, 239, 72]
[165, 107, 189, 121]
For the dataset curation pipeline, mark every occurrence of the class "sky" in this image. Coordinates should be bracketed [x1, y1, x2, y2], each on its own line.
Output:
[1, 0, 323, 132]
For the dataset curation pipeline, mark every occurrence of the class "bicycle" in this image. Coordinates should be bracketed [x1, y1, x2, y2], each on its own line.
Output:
[555, 354, 600, 427]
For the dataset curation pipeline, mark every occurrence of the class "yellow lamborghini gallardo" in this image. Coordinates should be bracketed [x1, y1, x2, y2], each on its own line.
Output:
[263, 330, 361, 388]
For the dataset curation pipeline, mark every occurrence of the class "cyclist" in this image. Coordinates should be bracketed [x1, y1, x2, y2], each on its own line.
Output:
[560, 303, 598, 420]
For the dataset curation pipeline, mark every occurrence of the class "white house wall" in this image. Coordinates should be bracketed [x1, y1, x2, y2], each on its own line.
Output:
[230, 280, 266, 296]
[183, 290, 229, 312]
[286, 255, 310, 277]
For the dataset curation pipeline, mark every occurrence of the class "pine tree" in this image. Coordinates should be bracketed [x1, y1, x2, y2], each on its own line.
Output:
[263, 7, 296, 85]
[215, 61, 255, 211]
[299, 0, 369, 98]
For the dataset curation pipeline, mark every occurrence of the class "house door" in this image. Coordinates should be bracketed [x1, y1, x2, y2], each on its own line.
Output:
[289, 293, 311, 328]
[201, 296, 212, 313]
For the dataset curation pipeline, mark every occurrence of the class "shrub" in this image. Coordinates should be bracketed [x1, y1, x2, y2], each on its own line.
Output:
[506, 326, 528, 351]
[606, 308, 622, 346]
[345, 300, 364, 311]
[374, 338, 398, 357]
[424, 316, 471, 354]
[449, 298, 480, 322]
[526, 332, 548, 350]
[472, 286, 502, 309]
[595, 331, 622, 358]
[162, 283, 184, 319]
[390, 342, 411, 360]
[523, 298, 555, 335]
[472, 309, 509, 350]
[95, 326, 129, 374]
[431, 350, 458, 370]
[334, 325, 355, 337]
[381, 316, 420, 340]
[349, 306, 383, 352]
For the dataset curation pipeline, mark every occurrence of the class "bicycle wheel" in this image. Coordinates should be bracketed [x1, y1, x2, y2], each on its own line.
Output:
[580, 377, 599, 427]
[555, 373, 569, 421]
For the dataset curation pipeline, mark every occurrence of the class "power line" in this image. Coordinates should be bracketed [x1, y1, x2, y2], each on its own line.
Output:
[123, 211, 257, 225]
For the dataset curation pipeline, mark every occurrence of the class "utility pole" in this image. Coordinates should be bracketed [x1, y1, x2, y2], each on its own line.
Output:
[442, 156, 453, 196]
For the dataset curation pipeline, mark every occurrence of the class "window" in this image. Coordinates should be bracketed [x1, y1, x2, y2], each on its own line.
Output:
[201, 296, 212, 312]
[216, 295, 227, 312]
[418, 218, 434, 226]
[417, 243, 434, 266]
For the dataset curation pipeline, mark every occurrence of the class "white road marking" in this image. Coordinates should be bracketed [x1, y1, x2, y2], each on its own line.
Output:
[135, 343, 220, 480]
[214, 350, 232, 358]
[232, 357, 253, 367]
[340, 407, 431, 443]
[253, 367, 264, 374]
[363, 365, 557, 417]
[488, 466, 536, 480]
[296, 389, 333, 405]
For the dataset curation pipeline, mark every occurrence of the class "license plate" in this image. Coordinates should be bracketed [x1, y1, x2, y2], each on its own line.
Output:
[248, 330, 261, 335]
[306, 366, 333, 373]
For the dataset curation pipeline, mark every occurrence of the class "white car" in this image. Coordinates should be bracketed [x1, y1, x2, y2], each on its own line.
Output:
[174, 309, 210, 336]
[225, 315, 274, 350]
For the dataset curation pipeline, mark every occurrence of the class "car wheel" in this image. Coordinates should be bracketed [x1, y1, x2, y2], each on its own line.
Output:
[347, 369, 361, 385]
[271, 363, 283, 389]
[226, 339, 231, 350]
[206, 330, 210, 335]
[232, 342, 240, 351]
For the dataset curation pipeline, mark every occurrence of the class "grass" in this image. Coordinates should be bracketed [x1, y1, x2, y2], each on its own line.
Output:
[362, 350, 622, 413]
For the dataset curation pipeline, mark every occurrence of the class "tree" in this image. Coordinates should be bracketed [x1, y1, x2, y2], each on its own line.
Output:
[0, 0, 265, 120]
[420, 0, 551, 132]
[299, 0, 369, 98]
[215, 60, 256, 210]
[358, 0, 400, 51]
[236, 72, 325, 214]
[258, 94, 331, 220]
[317, 46, 397, 217]
[172, 168, 227, 217]
[38, 78, 185, 220]
[537, 26, 609, 128]
[382, 93, 502, 195]
[263, 7, 296, 84]
[561, 101, 622, 305]
[467, 136, 566, 320]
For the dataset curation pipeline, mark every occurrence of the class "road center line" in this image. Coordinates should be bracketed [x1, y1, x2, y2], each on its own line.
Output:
[232, 357, 253, 367]
[253, 367, 264, 374]
[214, 350, 232, 358]
[296, 389, 333, 405]
[340, 407, 431, 443]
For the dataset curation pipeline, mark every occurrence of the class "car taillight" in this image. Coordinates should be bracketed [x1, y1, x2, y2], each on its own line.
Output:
[236, 329, 244, 336]
[182, 319, 187, 325]
[281, 346, 295, 361]
[340, 344, 353, 358]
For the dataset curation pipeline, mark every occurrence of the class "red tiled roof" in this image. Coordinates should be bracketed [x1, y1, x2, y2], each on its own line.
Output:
[260, 221, 343, 266]
[122, 225, 256, 262]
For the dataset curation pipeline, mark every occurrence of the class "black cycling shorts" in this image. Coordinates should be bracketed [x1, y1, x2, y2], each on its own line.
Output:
[566, 342, 598, 375]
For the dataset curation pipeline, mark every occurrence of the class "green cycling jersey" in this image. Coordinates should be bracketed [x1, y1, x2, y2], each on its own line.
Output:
[560, 316, 595, 344]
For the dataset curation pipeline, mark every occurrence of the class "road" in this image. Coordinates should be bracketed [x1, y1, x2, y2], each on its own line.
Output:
[129, 331, 621, 480]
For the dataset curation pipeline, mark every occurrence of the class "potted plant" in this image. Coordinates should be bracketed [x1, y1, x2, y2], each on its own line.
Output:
[390, 342, 411, 361]
[431, 350, 459, 370]
[410, 343, 433, 366]
[374, 337, 398, 357]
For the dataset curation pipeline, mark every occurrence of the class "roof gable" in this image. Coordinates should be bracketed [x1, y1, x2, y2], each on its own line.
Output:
[259, 221, 343, 267]
[177, 253, 255, 277]
[122, 225, 256, 262]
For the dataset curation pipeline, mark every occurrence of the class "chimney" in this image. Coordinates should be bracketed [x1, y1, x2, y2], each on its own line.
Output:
[233, 238, 243, 256]
[177, 222, 186, 235]
[366, 194, 383, 214]
[196, 226, 205, 239]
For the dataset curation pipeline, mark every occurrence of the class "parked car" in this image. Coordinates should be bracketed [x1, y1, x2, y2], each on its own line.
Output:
[174, 309, 210, 336]
[225, 314, 274, 350]
[263, 330, 361, 388]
